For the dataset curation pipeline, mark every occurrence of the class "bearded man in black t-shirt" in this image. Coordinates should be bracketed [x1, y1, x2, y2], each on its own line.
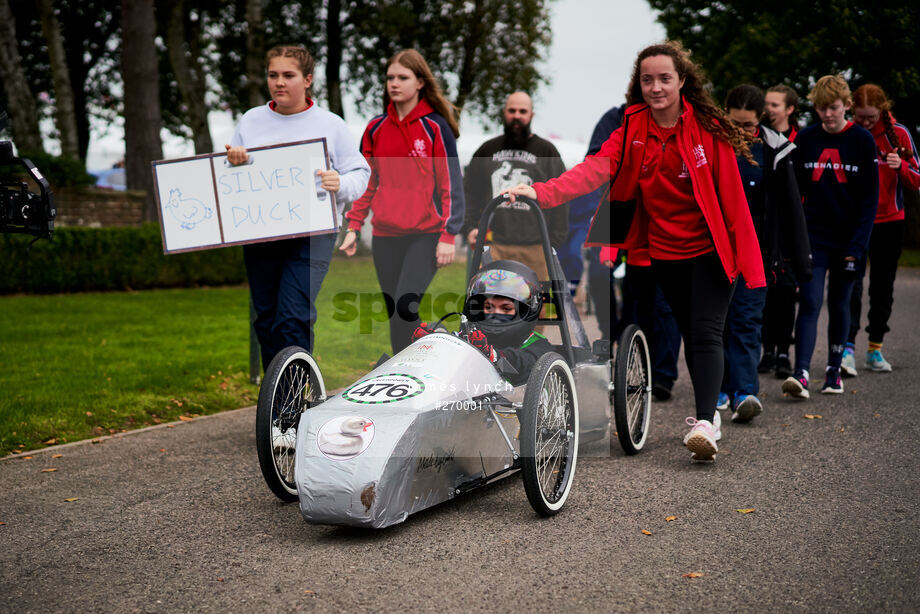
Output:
[462, 92, 569, 282]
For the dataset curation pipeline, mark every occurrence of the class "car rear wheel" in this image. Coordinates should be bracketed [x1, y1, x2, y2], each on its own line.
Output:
[520, 352, 579, 516]
[613, 324, 651, 455]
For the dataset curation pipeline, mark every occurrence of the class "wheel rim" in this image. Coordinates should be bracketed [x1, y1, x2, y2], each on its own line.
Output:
[625, 337, 649, 445]
[534, 368, 575, 504]
[271, 359, 316, 489]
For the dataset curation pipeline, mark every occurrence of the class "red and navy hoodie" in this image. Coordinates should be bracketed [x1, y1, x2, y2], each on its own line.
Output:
[867, 114, 920, 224]
[346, 99, 464, 244]
[793, 121, 879, 260]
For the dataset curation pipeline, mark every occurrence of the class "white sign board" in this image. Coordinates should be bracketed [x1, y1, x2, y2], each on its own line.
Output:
[152, 138, 336, 254]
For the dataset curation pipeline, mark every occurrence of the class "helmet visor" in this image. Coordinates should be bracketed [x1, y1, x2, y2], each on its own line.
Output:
[467, 269, 536, 305]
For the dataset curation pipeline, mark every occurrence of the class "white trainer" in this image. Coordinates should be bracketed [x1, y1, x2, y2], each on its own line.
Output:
[683, 417, 719, 461]
[866, 349, 892, 372]
[841, 347, 858, 377]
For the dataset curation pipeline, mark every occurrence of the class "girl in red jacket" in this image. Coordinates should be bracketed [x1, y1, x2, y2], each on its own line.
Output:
[509, 41, 764, 462]
[843, 84, 920, 374]
[340, 49, 465, 354]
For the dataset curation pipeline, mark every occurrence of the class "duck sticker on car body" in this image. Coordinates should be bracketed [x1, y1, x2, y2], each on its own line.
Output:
[316, 415, 375, 460]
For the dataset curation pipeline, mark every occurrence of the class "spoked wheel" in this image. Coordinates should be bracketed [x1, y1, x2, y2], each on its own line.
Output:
[613, 324, 652, 455]
[520, 352, 579, 517]
[255, 346, 326, 502]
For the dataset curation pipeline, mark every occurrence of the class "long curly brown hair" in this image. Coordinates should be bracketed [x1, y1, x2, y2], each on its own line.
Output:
[626, 41, 754, 164]
[853, 83, 908, 158]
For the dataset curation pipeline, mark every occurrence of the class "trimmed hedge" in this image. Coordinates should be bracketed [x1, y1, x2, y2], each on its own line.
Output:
[1, 223, 246, 294]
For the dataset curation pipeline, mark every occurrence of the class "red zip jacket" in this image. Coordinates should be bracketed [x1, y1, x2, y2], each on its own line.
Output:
[346, 99, 464, 244]
[869, 114, 920, 224]
[532, 100, 765, 288]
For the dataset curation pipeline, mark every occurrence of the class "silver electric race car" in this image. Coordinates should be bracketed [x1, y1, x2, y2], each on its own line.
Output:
[255, 196, 652, 528]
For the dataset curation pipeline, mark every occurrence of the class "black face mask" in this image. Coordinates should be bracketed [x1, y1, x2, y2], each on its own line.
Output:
[483, 312, 516, 323]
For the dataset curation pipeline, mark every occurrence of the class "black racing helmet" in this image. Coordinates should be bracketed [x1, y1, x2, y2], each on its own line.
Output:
[464, 260, 543, 347]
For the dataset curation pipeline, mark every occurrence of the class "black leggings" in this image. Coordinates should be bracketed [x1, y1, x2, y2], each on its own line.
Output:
[372, 233, 440, 354]
[848, 220, 903, 345]
[762, 268, 798, 356]
[652, 252, 734, 422]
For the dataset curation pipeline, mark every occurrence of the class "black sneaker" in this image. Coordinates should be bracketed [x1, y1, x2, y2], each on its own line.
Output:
[758, 352, 776, 374]
[782, 370, 810, 400]
[774, 354, 793, 379]
[821, 366, 844, 394]
[652, 379, 673, 401]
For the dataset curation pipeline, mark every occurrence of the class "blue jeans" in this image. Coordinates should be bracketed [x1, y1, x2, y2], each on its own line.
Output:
[587, 246, 616, 339]
[244, 233, 336, 369]
[557, 190, 601, 292]
[794, 245, 858, 374]
[722, 275, 767, 397]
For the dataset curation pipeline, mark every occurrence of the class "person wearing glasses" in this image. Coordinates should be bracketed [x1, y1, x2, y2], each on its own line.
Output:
[720, 84, 811, 423]
[842, 84, 920, 375]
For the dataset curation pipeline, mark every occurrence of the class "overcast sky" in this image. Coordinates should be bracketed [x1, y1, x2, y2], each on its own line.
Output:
[533, 0, 665, 143]
[85, 0, 664, 169]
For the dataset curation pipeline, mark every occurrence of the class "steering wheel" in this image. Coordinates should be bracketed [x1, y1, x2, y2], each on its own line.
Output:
[429, 311, 470, 336]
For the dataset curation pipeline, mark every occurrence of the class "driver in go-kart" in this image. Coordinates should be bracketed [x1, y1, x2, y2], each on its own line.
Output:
[413, 260, 553, 385]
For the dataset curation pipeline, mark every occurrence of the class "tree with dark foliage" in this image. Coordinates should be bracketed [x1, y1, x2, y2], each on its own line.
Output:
[648, 0, 920, 134]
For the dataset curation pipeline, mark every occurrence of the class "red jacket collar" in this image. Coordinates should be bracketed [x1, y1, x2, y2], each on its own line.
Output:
[387, 98, 434, 124]
[623, 95, 696, 126]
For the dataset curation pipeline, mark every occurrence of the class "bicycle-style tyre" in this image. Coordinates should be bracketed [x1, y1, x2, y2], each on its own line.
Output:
[520, 352, 579, 516]
[613, 324, 651, 455]
[255, 346, 326, 502]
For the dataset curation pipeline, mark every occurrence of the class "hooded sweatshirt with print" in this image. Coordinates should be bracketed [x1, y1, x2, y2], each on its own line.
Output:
[792, 121, 879, 260]
[346, 99, 464, 244]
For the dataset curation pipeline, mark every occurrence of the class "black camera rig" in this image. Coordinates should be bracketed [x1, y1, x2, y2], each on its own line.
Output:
[1, 139, 56, 240]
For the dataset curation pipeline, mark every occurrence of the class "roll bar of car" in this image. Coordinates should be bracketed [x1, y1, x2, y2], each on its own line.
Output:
[467, 195, 576, 366]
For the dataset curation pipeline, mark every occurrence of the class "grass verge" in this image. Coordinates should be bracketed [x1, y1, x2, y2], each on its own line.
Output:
[0, 257, 466, 455]
[899, 248, 920, 268]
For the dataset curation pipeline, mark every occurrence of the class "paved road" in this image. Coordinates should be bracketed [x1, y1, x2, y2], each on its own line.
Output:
[2, 270, 919, 613]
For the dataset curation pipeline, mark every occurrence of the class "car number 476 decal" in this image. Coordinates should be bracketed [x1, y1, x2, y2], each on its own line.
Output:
[342, 374, 425, 404]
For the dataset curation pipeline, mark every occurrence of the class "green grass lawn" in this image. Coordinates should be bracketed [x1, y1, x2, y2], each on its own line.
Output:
[899, 248, 920, 268]
[0, 256, 467, 455]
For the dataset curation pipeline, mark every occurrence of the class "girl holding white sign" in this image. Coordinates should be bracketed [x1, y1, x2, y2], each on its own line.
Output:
[339, 49, 465, 354]
[225, 45, 370, 369]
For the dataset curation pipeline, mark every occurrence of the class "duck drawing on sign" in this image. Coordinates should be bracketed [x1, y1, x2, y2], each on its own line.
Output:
[165, 188, 213, 230]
